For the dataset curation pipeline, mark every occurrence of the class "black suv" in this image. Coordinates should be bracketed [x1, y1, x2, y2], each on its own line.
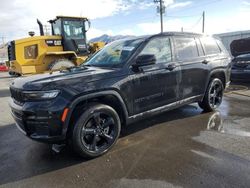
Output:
[10, 32, 231, 158]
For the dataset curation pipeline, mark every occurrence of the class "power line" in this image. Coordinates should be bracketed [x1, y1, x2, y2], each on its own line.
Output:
[91, 15, 158, 29]
[182, 11, 205, 33]
[166, 14, 202, 18]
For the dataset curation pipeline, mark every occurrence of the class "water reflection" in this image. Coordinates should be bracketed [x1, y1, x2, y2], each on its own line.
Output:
[206, 111, 250, 138]
[206, 111, 224, 132]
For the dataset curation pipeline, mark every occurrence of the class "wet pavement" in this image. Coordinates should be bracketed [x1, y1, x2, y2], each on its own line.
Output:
[1, 72, 250, 188]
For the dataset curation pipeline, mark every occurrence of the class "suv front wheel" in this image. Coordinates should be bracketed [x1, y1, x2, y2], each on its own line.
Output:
[72, 103, 121, 158]
[199, 78, 224, 112]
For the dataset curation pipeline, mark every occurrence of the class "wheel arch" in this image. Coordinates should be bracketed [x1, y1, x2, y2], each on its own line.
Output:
[42, 51, 78, 66]
[63, 90, 129, 138]
[200, 69, 226, 102]
[209, 69, 226, 88]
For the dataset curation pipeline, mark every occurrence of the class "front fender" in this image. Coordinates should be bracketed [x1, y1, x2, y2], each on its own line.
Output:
[62, 90, 128, 136]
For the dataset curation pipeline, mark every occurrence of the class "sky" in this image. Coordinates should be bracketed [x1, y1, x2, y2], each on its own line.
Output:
[1, 0, 250, 42]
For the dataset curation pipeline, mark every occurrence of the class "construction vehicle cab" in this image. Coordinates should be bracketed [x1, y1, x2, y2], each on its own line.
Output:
[48, 16, 90, 56]
[7, 16, 104, 76]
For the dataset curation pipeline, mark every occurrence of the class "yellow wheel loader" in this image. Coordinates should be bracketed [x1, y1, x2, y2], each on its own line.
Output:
[6, 16, 105, 76]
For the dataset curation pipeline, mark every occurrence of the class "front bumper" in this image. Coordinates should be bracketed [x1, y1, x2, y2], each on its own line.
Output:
[9, 98, 68, 144]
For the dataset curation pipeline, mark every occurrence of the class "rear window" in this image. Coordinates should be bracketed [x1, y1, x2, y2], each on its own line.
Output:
[175, 37, 199, 61]
[201, 37, 221, 55]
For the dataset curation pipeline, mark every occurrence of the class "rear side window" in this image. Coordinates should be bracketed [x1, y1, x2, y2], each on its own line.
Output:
[175, 37, 199, 61]
[139, 37, 172, 64]
[201, 37, 221, 55]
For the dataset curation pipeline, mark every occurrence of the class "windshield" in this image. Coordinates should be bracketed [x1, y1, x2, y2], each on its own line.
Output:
[236, 53, 250, 58]
[85, 38, 144, 68]
[63, 20, 85, 39]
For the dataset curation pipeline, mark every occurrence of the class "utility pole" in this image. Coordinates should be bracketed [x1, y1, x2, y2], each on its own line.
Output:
[1, 36, 5, 45]
[43, 25, 51, 36]
[154, 0, 165, 33]
[202, 11, 205, 33]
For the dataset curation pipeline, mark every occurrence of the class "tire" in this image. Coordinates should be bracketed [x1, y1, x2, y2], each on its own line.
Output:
[198, 78, 224, 112]
[48, 59, 75, 71]
[9, 71, 21, 77]
[72, 103, 121, 158]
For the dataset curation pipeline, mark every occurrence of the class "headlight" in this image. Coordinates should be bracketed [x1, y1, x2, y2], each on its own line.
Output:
[23, 90, 60, 100]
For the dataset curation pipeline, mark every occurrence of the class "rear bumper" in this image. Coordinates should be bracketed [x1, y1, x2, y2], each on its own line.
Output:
[9, 98, 68, 144]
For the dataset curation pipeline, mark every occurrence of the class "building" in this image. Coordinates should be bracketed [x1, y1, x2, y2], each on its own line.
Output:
[0, 43, 8, 63]
[214, 30, 250, 56]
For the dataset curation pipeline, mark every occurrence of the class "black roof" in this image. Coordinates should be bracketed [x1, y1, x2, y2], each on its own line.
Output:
[124, 32, 204, 41]
[151, 31, 204, 38]
[109, 32, 205, 44]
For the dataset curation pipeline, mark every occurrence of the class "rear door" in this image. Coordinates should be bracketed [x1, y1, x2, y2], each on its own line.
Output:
[200, 37, 231, 85]
[174, 36, 209, 100]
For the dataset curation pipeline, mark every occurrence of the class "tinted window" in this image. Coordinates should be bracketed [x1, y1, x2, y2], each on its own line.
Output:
[201, 37, 221, 55]
[139, 37, 172, 64]
[52, 20, 62, 35]
[63, 20, 85, 39]
[175, 37, 199, 61]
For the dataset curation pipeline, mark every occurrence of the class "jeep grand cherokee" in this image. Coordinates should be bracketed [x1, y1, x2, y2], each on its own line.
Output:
[9, 32, 231, 158]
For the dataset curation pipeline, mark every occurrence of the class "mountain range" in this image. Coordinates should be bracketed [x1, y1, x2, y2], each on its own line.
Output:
[89, 34, 135, 43]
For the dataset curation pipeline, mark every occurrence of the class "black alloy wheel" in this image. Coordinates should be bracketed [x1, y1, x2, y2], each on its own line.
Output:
[199, 78, 224, 112]
[208, 80, 223, 109]
[73, 104, 121, 158]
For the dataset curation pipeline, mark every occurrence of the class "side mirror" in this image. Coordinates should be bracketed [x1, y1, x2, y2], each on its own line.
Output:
[133, 54, 156, 68]
[84, 19, 91, 32]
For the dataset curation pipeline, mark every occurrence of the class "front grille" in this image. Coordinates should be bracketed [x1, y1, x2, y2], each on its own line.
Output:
[10, 87, 24, 104]
[7, 41, 16, 61]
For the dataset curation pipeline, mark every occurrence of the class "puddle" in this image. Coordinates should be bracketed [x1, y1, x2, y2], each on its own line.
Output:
[226, 84, 248, 92]
[205, 111, 250, 138]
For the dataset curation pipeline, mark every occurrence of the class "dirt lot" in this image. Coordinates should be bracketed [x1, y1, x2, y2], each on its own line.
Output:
[0, 72, 250, 188]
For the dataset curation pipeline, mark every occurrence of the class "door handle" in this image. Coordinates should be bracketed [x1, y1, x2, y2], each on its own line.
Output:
[166, 63, 177, 71]
[202, 60, 209, 64]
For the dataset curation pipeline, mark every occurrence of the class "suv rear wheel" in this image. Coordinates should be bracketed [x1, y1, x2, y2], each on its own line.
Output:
[72, 103, 121, 158]
[199, 78, 224, 112]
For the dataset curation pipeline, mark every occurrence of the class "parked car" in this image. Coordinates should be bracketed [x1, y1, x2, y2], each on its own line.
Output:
[0, 62, 8, 72]
[230, 38, 250, 82]
[9, 32, 231, 158]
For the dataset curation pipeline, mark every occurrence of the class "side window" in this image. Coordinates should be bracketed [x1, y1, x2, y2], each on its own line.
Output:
[175, 37, 199, 61]
[139, 37, 172, 64]
[201, 37, 221, 55]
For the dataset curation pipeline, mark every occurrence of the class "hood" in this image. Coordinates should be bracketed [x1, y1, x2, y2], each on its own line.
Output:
[10, 66, 116, 90]
[230, 38, 250, 57]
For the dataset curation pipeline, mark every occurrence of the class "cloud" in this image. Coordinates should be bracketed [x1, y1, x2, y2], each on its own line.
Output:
[168, 1, 193, 9]
[117, 29, 136, 36]
[242, 1, 250, 6]
[137, 6, 250, 36]
[87, 28, 114, 40]
[137, 18, 196, 34]
[0, 0, 135, 41]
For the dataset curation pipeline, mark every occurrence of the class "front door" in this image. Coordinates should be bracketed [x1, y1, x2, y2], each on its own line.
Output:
[129, 37, 181, 115]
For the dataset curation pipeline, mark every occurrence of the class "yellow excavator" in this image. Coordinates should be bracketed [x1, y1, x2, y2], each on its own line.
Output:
[6, 16, 105, 76]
